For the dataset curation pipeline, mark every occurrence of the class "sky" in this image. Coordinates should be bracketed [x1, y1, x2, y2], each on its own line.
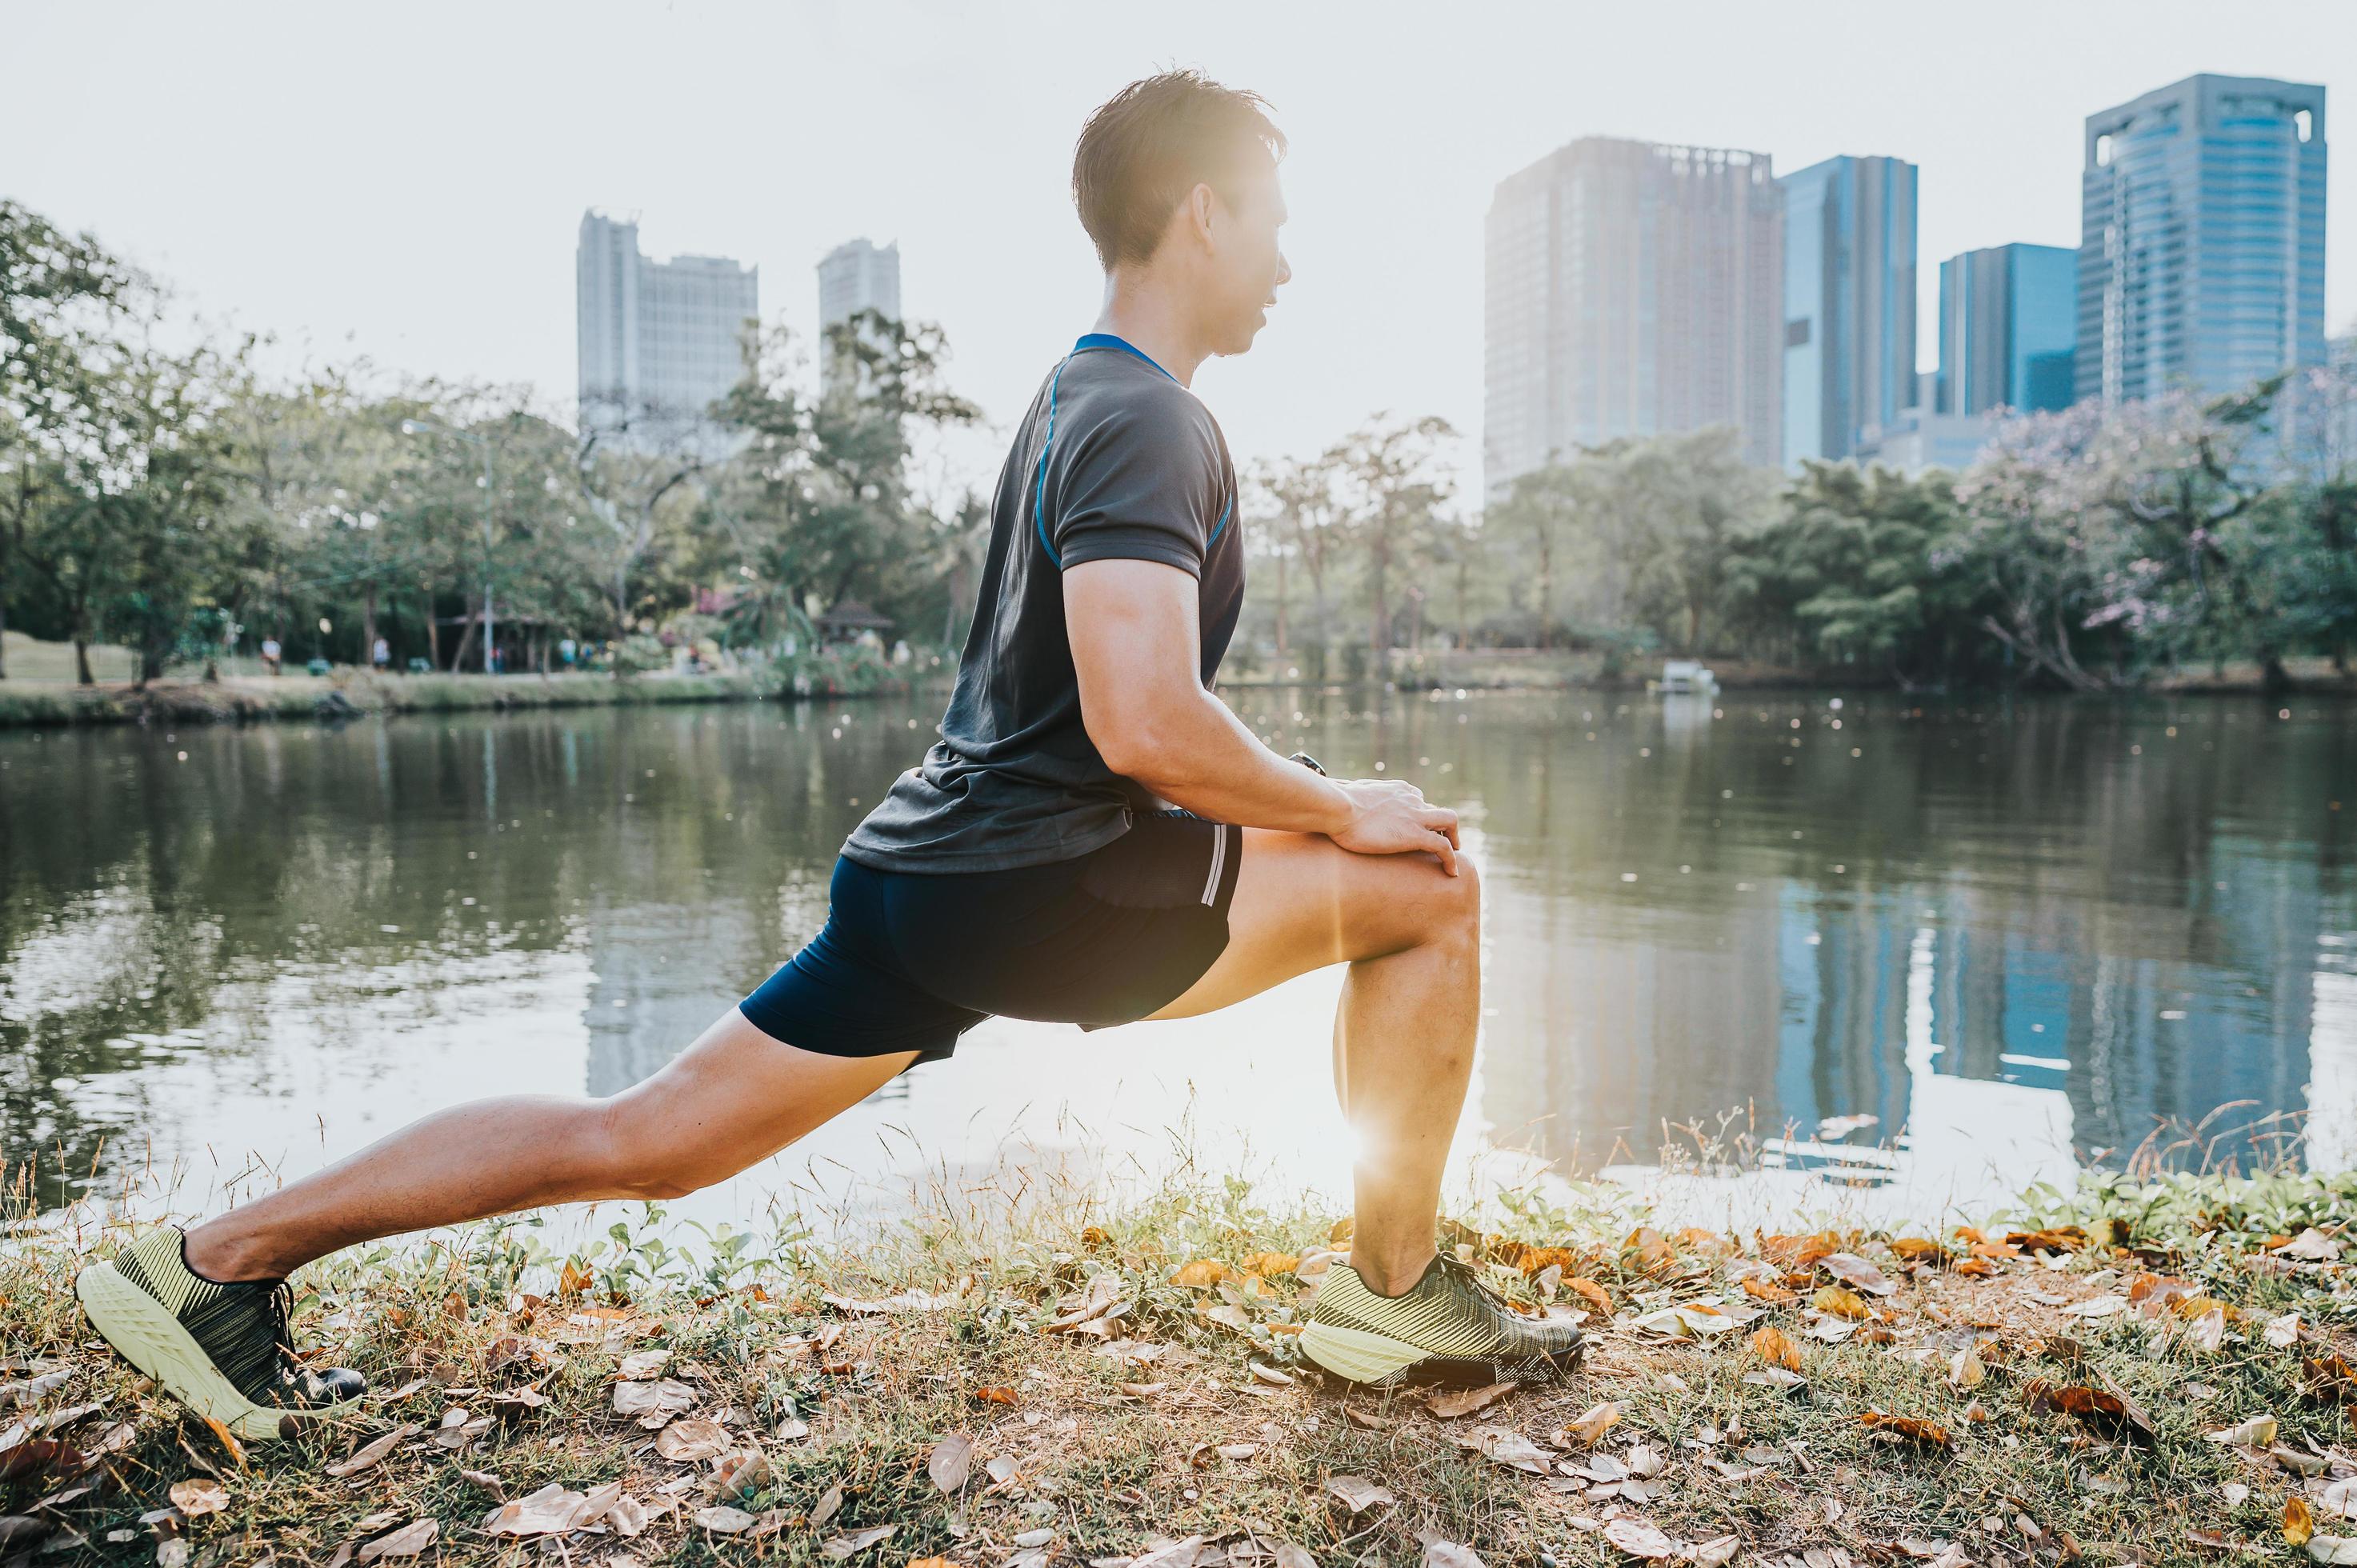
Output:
[10, 0, 2355, 496]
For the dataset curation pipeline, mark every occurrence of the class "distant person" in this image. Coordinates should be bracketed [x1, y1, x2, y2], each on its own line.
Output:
[72, 72, 1571, 1438]
[258, 637, 281, 677]
[559, 637, 577, 669]
[371, 637, 390, 673]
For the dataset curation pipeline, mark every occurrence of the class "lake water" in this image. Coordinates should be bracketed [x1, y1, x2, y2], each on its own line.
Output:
[4, 689, 2354, 1235]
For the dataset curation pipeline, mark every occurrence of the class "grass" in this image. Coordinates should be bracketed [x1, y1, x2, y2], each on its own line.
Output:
[6, 1159, 2357, 1566]
[0, 640, 931, 730]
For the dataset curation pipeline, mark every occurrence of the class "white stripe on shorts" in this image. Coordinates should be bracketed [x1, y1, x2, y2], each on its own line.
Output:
[1200, 826, 1227, 906]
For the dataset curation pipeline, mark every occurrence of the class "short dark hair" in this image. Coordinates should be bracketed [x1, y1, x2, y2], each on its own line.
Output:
[1072, 70, 1285, 270]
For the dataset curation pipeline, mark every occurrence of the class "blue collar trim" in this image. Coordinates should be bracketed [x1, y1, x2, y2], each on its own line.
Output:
[1073, 332, 1176, 382]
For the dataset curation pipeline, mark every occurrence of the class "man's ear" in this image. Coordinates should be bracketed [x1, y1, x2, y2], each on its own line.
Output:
[1187, 182, 1219, 248]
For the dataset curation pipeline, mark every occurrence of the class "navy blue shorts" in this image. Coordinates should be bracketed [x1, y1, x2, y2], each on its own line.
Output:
[739, 812, 1243, 1066]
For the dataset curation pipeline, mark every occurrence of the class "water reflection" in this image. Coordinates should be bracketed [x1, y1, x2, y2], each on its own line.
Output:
[2, 691, 2351, 1219]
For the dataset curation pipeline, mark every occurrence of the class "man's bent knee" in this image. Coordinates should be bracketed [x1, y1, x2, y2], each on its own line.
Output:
[1416, 852, 1481, 946]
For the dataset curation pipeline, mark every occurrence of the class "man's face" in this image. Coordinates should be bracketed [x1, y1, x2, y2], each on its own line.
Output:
[1201, 160, 1291, 357]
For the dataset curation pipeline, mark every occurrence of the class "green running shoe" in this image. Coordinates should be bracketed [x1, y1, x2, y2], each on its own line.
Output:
[1303, 1254, 1586, 1388]
[75, 1226, 365, 1440]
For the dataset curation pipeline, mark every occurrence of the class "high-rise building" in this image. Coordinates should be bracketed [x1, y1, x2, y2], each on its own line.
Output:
[817, 238, 902, 329]
[1484, 137, 1783, 494]
[1779, 154, 1918, 466]
[2077, 74, 2327, 406]
[576, 211, 758, 456]
[1937, 244, 2078, 416]
[817, 238, 902, 394]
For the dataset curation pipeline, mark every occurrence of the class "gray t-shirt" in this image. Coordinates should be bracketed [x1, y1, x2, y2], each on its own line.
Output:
[842, 334, 1244, 873]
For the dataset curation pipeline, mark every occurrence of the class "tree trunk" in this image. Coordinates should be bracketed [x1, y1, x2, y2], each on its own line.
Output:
[74, 636, 92, 686]
[449, 612, 478, 675]
[0, 598, 8, 680]
[361, 582, 378, 669]
[1273, 546, 1288, 655]
[423, 586, 441, 670]
[1537, 534, 1552, 651]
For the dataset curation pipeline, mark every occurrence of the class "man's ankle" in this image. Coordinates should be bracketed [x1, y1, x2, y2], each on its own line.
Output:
[1352, 1251, 1436, 1298]
[181, 1221, 281, 1284]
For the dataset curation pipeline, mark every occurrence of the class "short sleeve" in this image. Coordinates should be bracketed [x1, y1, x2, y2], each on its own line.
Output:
[1051, 404, 1224, 578]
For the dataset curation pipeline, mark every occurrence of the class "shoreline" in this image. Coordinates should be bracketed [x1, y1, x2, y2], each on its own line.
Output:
[5, 1164, 2354, 1564]
[9, 664, 2351, 732]
[0, 666, 928, 732]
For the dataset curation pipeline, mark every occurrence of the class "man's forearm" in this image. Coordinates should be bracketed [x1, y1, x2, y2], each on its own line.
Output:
[1114, 687, 1352, 834]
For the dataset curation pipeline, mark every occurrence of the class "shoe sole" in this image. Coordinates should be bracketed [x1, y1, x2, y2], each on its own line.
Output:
[74, 1262, 355, 1441]
[1301, 1318, 1586, 1390]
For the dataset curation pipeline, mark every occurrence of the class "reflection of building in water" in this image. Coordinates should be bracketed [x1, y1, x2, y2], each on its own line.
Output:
[1479, 821, 2338, 1190]
[584, 901, 772, 1095]
[1479, 874, 1784, 1168]
[2311, 938, 2357, 1172]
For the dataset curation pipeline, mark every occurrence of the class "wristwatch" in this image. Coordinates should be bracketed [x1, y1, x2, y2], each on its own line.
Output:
[1288, 751, 1329, 776]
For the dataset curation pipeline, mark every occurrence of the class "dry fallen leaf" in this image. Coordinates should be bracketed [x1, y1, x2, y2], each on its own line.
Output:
[810, 1482, 844, 1530]
[654, 1418, 730, 1463]
[1170, 1260, 1228, 1289]
[818, 1523, 898, 1558]
[2187, 1307, 2227, 1354]
[1859, 1409, 1953, 1450]
[2205, 1415, 2280, 1446]
[1325, 1474, 1397, 1514]
[1427, 1382, 1516, 1419]
[1748, 1326, 1803, 1372]
[617, 1348, 671, 1380]
[1421, 1538, 1487, 1568]
[974, 1386, 1018, 1405]
[928, 1432, 973, 1494]
[326, 1424, 422, 1479]
[1691, 1534, 1740, 1567]
[1813, 1286, 1871, 1320]
[1602, 1518, 1678, 1560]
[2291, 1498, 2319, 1548]
[1949, 1343, 1986, 1390]
[2023, 1378, 2155, 1445]
[1819, 1253, 1896, 1297]
[356, 1519, 438, 1562]
[1563, 1402, 1622, 1445]
[695, 1505, 758, 1534]
[168, 1479, 227, 1518]
[1344, 1406, 1396, 1430]
[612, 1379, 697, 1418]
[482, 1482, 613, 1538]
[2269, 1313, 2304, 1349]
[2312, 1536, 2357, 1566]
[1275, 1544, 1319, 1568]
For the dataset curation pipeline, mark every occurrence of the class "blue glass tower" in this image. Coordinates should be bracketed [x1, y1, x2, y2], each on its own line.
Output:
[2078, 74, 2327, 405]
[1780, 154, 1918, 466]
[1937, 244, 2078, 415]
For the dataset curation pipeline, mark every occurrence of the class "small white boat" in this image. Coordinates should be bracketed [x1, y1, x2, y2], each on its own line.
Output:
[1656, 659, 1718, 695]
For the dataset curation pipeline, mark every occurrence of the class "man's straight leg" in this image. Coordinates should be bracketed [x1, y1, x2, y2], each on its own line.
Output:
[184, 1014, 916, 1282]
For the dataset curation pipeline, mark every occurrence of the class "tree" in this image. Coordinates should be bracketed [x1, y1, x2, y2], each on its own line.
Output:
[1723, 461, 1983, 685]
[1327, 414, 1455, 655]
[1489, 462, 1579, 648]
[706, 310, 978, 649]
[0, 201, 141, 679]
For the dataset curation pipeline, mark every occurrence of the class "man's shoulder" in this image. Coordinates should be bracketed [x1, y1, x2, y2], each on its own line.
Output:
[1057, 358, 1223, 470]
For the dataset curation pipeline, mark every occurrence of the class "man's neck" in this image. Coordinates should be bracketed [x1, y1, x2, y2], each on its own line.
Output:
[1092, 277, 1209, 387]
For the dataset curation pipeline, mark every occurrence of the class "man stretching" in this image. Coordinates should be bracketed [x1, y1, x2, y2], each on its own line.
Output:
[75, 71, 1581, 1438]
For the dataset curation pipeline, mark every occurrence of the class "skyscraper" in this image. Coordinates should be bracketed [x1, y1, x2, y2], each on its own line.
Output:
[817, 238, 902, 329]
[2077, 74, 2327, 406]
[1937, 244, 2078, 416]
[1484, 137, 1783, 494]
[576, 211, 758, 456]
[817, 238, 902, 394]
[1779, 155, 1918, 466]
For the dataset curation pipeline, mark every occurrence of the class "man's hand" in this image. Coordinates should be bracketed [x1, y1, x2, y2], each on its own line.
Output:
[1330, 777, 1461, 876]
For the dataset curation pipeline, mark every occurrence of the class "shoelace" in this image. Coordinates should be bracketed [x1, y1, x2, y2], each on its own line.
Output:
[265, 1280, 301, 1375]
[1435, 1254, 1511, 1312]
